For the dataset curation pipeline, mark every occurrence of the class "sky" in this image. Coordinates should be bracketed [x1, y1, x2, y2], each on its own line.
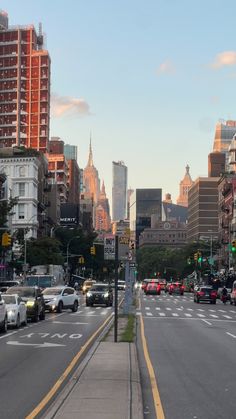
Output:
[2, 0, 236, 205]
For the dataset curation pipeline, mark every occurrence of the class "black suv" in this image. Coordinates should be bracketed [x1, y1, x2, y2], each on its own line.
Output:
[6, 286, 45, 322]
[86, 283, 113, 307]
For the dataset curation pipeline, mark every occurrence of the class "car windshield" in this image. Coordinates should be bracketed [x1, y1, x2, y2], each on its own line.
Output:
[26, 276, 53, 288]
[6, 287, 36, 297]
[42, 288, 62, 295]
[3, 295, 16, 304]
[90, 285, 109, 292]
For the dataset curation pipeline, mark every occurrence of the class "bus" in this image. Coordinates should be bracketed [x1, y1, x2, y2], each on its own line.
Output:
[25, 274, 57, 289]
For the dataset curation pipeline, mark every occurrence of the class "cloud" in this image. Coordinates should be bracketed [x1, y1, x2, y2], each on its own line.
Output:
[210, 51, 236, 69]
[51, 93, 91, 117]
[157, 60, 175, 75]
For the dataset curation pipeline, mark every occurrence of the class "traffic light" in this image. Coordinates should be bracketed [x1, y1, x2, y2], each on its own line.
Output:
[197, 252, 202, 263]
[194, 252, 198, 263]
[79, 256, 85, 264]
[1, 232, 11, 247]
[90, 245, 96, 255]
[232, 240, 236, 253]
[130, 241, 135, 250]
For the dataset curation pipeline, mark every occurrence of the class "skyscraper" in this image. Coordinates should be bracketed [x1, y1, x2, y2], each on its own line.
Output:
[95, 181, 111, 232]
[213, 120, 236, 154]
[64, 144, 78, 161]
[0, 11, 50, 151]
[83, 139, 100, 204]
[176, 165, 193, 207]
[112, 161, 127, 221]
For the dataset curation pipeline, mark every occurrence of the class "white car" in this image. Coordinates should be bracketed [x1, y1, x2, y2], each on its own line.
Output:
[3, 294, 27, 328]
[42, 286, 79, 313]
[0, 293, 7, 333]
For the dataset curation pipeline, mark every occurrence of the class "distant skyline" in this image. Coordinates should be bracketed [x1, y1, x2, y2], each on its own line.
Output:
[2, 0, 236, 204]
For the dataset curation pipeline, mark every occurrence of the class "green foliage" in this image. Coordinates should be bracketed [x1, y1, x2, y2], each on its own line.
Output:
[0, 196, 18, 228]
[26, 237, 64, 266]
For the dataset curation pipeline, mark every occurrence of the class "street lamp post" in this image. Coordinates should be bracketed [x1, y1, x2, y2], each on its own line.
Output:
[66, 236, 80, 282]
[23, 214, 38, 279]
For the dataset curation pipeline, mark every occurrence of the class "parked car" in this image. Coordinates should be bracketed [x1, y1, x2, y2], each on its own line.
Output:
[193, 286, 217, 304]
[86, 283, 113, 307]
[0, 280, 20, 293]
[6, 286, 45, 322]
[145, 281, 161, 295]
[82, 279, 96, 295]
[169, 282, 184, 296]
[3, 294, 27, 328]
[42, 286, 79, 312]
[0, 293, 7, 333]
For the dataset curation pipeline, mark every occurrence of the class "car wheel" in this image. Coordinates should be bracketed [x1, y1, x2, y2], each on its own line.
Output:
[57, 301, 63, 313]
[15, 314, 20, 329]
[33, 312, 39, 322]
[22, 315, 27, 326]
[213, 300, 216, 304]
[71, 300, 78, 312]
[0, 315, 7, 333]
[230, 300, 233, 305]
[196, 298, 199, 303]
[39, 310, 45, 320]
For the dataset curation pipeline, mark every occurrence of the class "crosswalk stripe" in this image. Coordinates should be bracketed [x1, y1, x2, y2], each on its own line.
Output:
[187, 308, 193, 311]
[146, 312, 153, 316]
[159, 313, 166, 316]
[155, 307, 161, 310]
[145, 307, 150, 310]
[184, 313, 192, 317]
[197, 314, 205, 318]
[209, 314, 218, 318]
[172, 313, 179, 317]
[223, 315, 232, 319]
[218, 310, 226, 313]
[166, 308, 172, 311]
[197, 309, 205, 312]
[209, 309, 216, 312]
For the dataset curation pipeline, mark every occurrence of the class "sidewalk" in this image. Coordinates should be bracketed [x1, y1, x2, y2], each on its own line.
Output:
[44, 317, 143, 419]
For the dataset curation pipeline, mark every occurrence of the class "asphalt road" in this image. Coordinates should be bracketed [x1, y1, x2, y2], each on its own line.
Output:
[0, 293, 116, 419]
[137, 291, 236, 419]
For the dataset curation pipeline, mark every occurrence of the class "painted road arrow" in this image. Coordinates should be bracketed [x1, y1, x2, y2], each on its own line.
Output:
[6, 341, 66, 348]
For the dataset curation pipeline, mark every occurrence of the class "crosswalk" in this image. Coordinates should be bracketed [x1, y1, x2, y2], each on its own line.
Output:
[140, 294, 236, 321]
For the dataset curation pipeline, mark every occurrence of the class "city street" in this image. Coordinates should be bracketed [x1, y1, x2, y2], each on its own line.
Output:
[0, 294, 116, 419]
[137, 291, 236, 419]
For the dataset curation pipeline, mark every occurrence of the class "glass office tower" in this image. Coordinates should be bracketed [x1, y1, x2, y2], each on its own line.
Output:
[112, 161, 127, 221]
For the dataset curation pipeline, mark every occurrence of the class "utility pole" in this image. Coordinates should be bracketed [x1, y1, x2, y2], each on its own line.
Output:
[114, 234, 119, 343]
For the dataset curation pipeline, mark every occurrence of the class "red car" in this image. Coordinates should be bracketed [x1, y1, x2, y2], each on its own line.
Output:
[145, 281, 161, 295]
[169, 282, 184, 296]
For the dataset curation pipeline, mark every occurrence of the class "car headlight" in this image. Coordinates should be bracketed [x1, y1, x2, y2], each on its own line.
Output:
[87, 292, 92, 297]
[26, 300, 35, 307]
[103, 292, 109, 298]
[7, 309, 16, 315]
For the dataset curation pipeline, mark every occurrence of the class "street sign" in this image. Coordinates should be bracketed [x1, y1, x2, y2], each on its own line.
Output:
[104, 234, 115, 260]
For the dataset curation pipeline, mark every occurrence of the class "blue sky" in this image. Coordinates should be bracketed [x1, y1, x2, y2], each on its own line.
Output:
[2, 0, 236, 204]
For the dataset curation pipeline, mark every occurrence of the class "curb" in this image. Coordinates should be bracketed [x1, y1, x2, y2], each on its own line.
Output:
[130, 343, 144, 419]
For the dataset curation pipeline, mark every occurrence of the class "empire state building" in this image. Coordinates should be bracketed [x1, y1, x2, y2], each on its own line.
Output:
[83, 140, 100, 204]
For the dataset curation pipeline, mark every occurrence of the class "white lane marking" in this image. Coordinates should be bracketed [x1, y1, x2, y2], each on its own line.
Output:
[159, 313, 166, 317]
[88, 311, 95, 315]
[100, 311, 108, 315]
[187, 308, 193, 311]
[218, 309, 226, 313]
[226, 332, 236, 339]
[176, 308, 183, 311]
[143, 317, 236, 322]
[52, 321, 89, 325]
[209, 314, 218, 318]
[197, 309, 205, 312]
[223, 315, 232, 319]
[166, 308, 172, 311]
[172, 313, 179, 317]
[0, 331, 18, 340]
[209, 310, 216, 312]
[145, 307, 150, 310]
[184, 313, 192, 317]
[202, 319, 212, 326]
[197, 314, 205, 318]
[146, 312, 153, 316]
[7, 341, 66, 348]
[230, 310, 236, 313]
[95, 307, 101, 310]
[155, 307, 161, 310]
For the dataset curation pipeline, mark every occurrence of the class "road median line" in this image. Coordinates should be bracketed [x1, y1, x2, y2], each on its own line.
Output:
[140, 314, 165, 419]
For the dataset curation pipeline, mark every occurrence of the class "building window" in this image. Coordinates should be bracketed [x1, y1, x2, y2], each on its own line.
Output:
[19, 166, 25, 177]
[18, 183, 25, 196]
[18, 204, 25, 219]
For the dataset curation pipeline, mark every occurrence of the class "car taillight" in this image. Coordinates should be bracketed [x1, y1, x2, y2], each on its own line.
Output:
[181, 286, 184, 290]
[211, 291, 217, 297]
[198, 291, 205, 296]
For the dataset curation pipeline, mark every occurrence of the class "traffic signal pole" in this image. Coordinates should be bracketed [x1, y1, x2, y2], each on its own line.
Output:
[114, 234, 118, 343]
